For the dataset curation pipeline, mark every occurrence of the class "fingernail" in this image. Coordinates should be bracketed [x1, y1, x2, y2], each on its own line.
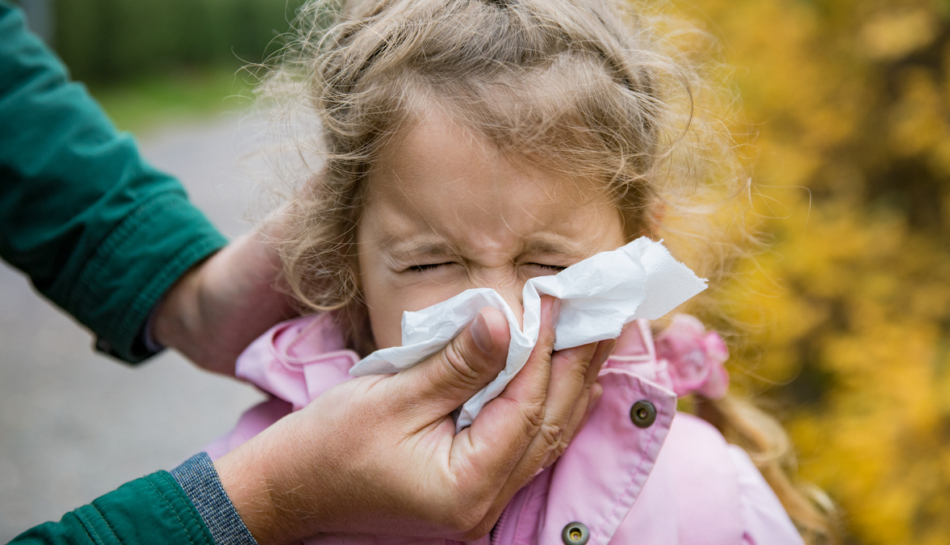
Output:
[472, 311, 495, 354]
[597, 339, 617, 367]
[552, 298, 562, 322]
[590, 384, 603, 405]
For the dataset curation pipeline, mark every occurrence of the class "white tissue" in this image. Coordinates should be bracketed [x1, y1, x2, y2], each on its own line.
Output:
[349, 237, 707, 430]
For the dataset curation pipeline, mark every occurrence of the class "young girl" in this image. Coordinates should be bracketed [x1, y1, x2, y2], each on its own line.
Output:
[208, 0, 835, 542]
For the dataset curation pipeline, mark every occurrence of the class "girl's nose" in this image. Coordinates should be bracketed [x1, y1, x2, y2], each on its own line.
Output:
[469, 269, 527, 329]
[492, 284, 526, 330]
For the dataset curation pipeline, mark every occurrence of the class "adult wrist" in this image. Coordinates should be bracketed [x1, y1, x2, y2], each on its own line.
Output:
[171, 452, 259, 545]
[152, 261, 203, 354]
[151, 255, 240, 376]
[213, 420, 299, 545]
[140, 302, 167, 353]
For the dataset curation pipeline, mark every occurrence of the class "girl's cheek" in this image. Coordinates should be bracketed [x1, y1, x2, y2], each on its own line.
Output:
[367, 276, 469, 350]
[397, 279, 469, 314]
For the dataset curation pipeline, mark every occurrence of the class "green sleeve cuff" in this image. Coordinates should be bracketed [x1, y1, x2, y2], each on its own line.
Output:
[68, 192, 229, 364]
[10, 472, 215, 545]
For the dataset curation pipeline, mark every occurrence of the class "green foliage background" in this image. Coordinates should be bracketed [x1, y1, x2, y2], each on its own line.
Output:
[50, 0, 304, 82]
[29, 0, 950, 542]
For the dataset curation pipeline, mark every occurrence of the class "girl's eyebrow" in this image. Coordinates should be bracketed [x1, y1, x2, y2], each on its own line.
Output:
[385, 240, 458, 260]
[385, 239, 583, 260]
[520, 239, 580, 257]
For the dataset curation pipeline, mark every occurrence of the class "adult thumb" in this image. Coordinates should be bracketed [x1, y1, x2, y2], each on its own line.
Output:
[394, 306, 511, 417]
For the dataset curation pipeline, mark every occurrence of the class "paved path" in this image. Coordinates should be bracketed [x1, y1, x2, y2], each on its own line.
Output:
[0, 115, 269, 539]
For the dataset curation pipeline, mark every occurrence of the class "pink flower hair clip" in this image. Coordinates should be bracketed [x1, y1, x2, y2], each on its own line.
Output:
[654, 314, 730, 399]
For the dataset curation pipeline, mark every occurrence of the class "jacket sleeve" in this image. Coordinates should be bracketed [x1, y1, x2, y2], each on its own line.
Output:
[8, 472, 217, 545]
[0, 1, 228, 363]
[727, 446, 806, 545]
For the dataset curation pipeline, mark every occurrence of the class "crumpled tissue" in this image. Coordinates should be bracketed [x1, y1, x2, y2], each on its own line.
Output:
[349, 237, 707, 430]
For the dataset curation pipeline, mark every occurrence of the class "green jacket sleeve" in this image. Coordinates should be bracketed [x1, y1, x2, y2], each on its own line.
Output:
[0, 2, 228, 363]
[9, 472, 216, 545]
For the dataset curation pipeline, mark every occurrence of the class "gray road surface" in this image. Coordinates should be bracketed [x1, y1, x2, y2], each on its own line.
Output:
[0, 115, 270, 539]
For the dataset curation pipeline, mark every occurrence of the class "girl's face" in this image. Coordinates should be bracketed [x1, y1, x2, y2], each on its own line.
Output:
[357, 109, 626, 349]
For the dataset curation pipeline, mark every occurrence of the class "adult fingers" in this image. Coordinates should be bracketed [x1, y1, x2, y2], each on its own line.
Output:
[556, 338, 615, 446]
[483, 296, 559, 413]
[538, 338, 614, 469]
[453, 296, 562, 538]
[511, 336, 616, 479]
[465, 335, 614, 538]
[585, 339, 616, 388]
[391, 305, 511, 418]
[447, 296, 557, 485]
[501, 340, 598, 481]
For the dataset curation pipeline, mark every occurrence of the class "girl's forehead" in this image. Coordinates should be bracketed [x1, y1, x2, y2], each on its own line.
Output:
[360, 108, 623, 255]
[366, 107, 608, 206]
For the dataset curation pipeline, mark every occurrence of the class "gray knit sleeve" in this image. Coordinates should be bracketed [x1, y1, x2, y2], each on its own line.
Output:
[171, 452, 260, 545]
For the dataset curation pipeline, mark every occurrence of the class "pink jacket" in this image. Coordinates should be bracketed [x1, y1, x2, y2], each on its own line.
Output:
[206, 314, 804, 545]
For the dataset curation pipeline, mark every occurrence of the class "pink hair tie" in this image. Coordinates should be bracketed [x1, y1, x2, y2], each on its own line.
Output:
[654, 314, 729, 399]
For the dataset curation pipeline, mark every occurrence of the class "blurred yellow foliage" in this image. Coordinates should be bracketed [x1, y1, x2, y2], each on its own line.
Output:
[678, 0, 950, 542]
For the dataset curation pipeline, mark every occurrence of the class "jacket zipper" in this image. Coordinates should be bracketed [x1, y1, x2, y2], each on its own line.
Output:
[490, 501, 512, 545]
[490, 480, 533, 545]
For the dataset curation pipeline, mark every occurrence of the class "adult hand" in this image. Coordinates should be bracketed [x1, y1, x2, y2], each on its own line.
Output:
[214, 296, 615, 544]
[151, 225, 296, 376]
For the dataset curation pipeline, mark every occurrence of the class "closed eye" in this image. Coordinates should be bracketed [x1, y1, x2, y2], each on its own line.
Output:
[406, 262, 567, 273]
[527, 263, 568, 272]
[406, 262, 456, 272]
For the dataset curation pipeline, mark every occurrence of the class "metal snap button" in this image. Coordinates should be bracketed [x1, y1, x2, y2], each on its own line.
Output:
[561, 521, 590, 545]
[630, 400, 657, 428]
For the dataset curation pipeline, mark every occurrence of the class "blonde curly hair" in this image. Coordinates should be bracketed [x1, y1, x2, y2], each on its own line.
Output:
[254, 0, 837, 541]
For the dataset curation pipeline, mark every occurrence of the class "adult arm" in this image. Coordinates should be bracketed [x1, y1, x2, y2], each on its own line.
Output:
[12, 298, 609, 544]
[0, 1, 227, 363]
[8, 469, 221, 545]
